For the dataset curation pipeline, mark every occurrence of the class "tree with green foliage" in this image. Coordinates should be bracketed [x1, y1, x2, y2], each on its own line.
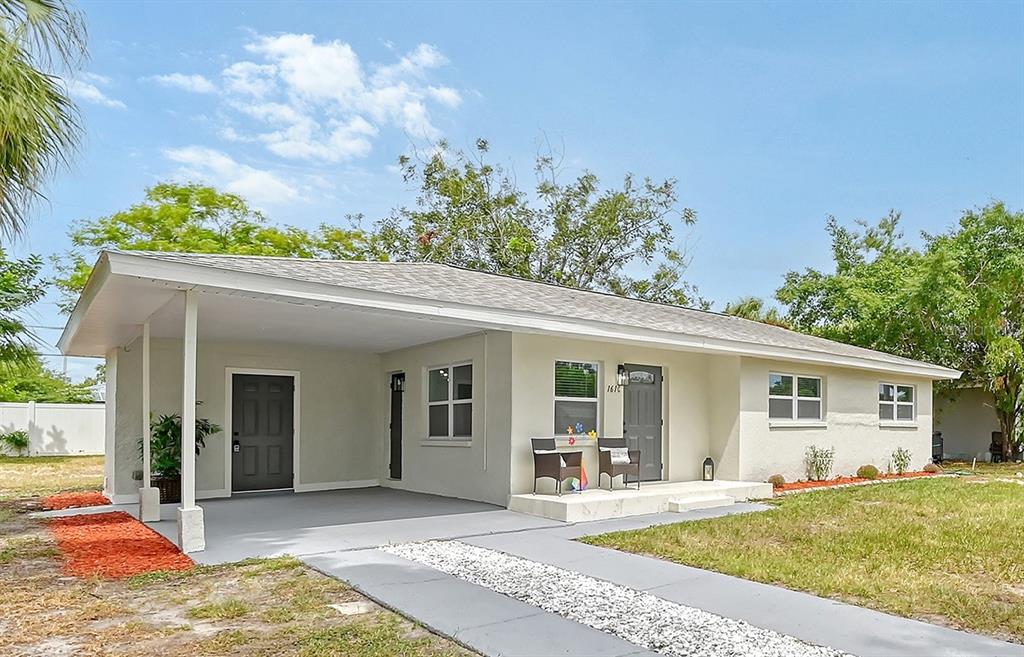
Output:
[0, 353, 96, 402]
[0, 0, 86, 236]
[54, 182, 369, 310]
[722, 296, 791, 328]
[775, 202, 1024, 458]
[372, 139, 706, 307]
[0, 246, 45, 364]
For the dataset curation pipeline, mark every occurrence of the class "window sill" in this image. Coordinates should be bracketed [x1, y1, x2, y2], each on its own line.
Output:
[879, 421, 918, 429]
[768, 420, 827, 429]
[421, 439, 473, 448]
[554, 437, 599, 448]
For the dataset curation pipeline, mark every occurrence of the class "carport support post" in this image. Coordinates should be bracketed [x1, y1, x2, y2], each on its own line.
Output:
[176, 290, 205, 553]
[138, 321, 160, 522]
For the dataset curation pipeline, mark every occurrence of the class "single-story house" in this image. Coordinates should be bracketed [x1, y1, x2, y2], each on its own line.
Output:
[58, 251, 960, 551]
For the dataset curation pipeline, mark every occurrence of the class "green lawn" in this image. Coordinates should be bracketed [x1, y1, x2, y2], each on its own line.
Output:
[0, 455, 104, 500]
[583, 471, 1024, 643]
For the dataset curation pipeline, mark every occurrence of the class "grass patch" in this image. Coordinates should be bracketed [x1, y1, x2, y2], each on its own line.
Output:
[0, 535, 60, 563]
[0, 455, 103, 500]
[583, 476, 1024, 642]
[187, 598, 252, 620]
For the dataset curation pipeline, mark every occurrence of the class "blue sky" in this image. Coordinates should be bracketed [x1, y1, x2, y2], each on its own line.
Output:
[12, 0, 1024, 381]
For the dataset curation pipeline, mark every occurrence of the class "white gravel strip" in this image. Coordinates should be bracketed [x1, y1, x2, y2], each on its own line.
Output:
[383, 540, 852, 657]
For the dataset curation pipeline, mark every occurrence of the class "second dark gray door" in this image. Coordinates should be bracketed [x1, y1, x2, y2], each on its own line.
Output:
[232, 374, 294, 492]
[623, 364, 663, 481]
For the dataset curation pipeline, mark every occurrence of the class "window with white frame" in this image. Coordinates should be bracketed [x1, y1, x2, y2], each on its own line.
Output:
[768, 373, 823, 420]
[427, 363, 473, 439]
[879, 383, 915, 422]
[554, 361, 599, 435]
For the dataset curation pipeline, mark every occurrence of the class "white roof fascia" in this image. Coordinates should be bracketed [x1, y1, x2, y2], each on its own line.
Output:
[57, 254, 112, 354]
[95, 252, 962, 380]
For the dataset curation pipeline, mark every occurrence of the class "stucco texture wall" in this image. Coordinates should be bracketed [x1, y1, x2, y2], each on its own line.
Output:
[934, 387, 1000, 459]
[508, 334, 721, 496]
[379, 332, 512, 507]
[738, 357, 934, 482]
[110, 337, 381, 499]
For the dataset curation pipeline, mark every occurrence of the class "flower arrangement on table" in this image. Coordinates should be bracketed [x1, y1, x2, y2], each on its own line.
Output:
[564, 423, 598, 446]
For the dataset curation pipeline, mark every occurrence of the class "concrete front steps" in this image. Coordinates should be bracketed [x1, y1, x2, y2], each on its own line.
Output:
[508, 480, 772, 523]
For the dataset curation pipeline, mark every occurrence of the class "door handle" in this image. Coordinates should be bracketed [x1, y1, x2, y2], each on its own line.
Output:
[232, 439, 240, 453]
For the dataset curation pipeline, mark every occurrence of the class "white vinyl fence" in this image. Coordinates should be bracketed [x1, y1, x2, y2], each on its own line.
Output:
[0, 402, 105, 455]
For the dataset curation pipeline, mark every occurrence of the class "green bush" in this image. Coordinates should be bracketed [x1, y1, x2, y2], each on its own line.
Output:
[891, 447, 912, 475]
[0, 430, 30, 456]
[856, 464, 880, 479]
[804, 445, 835, 481]
[767, 474, 786, 488]
[140, 409, 220, 478]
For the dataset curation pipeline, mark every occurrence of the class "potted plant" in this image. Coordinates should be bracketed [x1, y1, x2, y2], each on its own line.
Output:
[141, 409, 221, 503]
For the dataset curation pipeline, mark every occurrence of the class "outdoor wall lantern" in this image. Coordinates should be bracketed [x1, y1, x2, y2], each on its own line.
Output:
[702, 457, 715, 481]
[616, 364, 628, 386]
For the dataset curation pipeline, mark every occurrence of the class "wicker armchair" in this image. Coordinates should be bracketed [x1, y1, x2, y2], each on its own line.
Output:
[598, 437, 641, 490]
[531, 438, 582, 495]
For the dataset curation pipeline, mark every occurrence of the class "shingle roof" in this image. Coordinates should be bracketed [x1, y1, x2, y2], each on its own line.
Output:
[115, 251, 956, 376]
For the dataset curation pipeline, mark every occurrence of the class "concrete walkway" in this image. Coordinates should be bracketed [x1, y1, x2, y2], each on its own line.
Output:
[305, 549, 657, 657]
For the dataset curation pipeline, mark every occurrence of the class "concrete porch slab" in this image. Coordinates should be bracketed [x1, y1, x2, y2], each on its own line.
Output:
[508, 479, 773, 522]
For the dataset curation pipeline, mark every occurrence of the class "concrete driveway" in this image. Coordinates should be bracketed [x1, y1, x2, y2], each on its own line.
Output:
[142, 487, 561, 564]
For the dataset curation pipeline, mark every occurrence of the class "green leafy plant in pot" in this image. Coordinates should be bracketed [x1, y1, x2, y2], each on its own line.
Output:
[140, 407, 221, 503]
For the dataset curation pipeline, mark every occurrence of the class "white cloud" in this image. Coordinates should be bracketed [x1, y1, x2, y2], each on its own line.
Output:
[164, 146, 299, 204]
[209, 35, 462, 161]
[222, 61, 277, 97]
[150, 73, 217, 94]
[246, 33, 363, 105]
[66, 78, 126, 109]
[426, 85, 462, 108]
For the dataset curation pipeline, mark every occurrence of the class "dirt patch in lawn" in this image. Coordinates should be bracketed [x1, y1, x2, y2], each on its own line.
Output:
[1, 503, 473, 657]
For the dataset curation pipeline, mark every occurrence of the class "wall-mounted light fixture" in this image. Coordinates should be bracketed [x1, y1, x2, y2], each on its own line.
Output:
[617, 364, 628, 387]
[702, 457, 715, 481]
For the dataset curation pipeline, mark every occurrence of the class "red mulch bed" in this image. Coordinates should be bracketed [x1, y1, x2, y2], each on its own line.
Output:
[775, 471, 936, 493]
[48, 511, 193, 579]
[40, 491, 111, 510]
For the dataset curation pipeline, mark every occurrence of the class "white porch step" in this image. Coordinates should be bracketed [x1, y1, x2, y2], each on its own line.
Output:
[667, 494, 734, 512]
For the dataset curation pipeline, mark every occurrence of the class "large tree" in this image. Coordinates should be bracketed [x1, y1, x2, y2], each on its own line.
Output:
[776, 203, 1024, 457]
[0, 0, 85, 237]
[0, 353, 96, 402]
[54, 182, 368, 310]
[372, 139, 706, 307]
[0, 246, 45, 365]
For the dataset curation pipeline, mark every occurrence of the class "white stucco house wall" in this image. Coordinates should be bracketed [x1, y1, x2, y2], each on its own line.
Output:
[58, 251, 960, 551]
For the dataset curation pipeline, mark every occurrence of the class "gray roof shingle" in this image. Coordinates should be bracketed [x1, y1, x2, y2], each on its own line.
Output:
[116, 251, 955, 375]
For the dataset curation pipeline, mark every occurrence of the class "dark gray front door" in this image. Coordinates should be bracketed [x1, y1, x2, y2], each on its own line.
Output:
[232, 374, 294, 492]
[389, 372, 404, 480]
[623, 364, 663, 481]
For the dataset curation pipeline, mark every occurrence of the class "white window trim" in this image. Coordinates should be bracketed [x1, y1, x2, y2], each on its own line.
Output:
[879, 382, 916, 426]
[426, 361, 473, 441]
[768, 372, 824, 423]
[553, 360, 600, 437]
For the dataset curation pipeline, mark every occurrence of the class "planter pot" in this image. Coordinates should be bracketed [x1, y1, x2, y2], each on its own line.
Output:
[153, 475, 181, 504]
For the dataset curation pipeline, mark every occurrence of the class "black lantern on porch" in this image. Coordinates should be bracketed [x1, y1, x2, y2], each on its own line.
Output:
[702, 457, 715, 481]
